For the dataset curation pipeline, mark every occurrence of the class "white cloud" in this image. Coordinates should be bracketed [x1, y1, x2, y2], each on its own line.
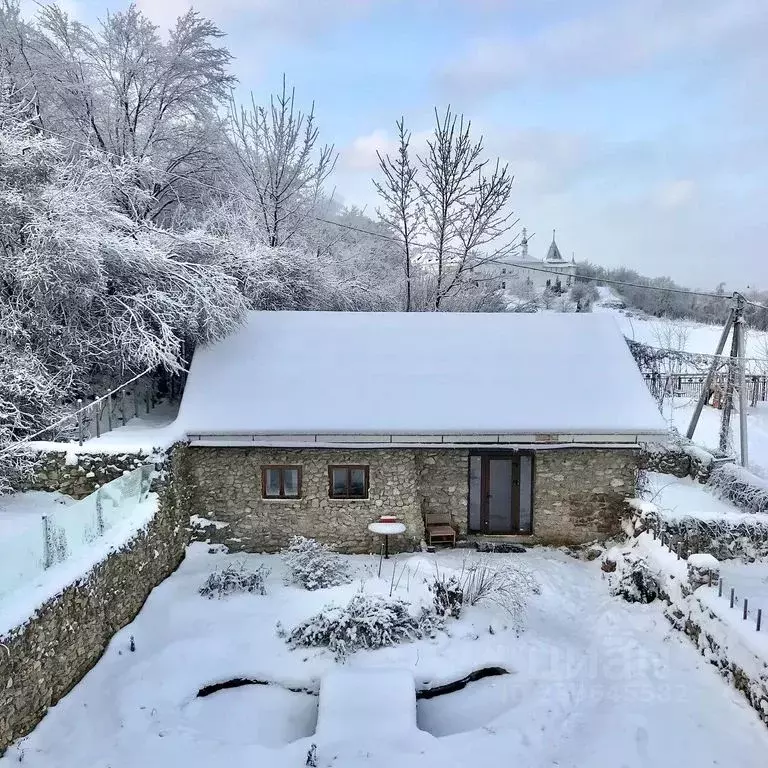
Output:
[342, 129, 397, 171]
[136, 0, 373, 35]
[341, 127, 432, 172]
[438, 0, 768, 95]
[655, 180, 696, 210]
[20, 0, 80, 19]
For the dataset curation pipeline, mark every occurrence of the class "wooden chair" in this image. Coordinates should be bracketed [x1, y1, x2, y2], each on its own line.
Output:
[424, 512, 457, 548]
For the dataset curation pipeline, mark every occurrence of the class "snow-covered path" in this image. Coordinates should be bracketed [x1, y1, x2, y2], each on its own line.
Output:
[4, 546, 767, 768]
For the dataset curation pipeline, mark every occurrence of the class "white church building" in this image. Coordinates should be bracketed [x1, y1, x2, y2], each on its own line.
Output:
[488, 229, 577, 294]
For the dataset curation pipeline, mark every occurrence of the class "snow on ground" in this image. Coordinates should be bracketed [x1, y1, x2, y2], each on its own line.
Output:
[0, 490, 73, 535]
[5, 544, 768, 768]
[661, 397, 768, 477]
[27, 400, 183, 456]
[635, 471, 768, 672]
[644, 471, 768, 524]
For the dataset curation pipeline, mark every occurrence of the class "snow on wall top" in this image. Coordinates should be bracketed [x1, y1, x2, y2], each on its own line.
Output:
[177, 311, 668, 437]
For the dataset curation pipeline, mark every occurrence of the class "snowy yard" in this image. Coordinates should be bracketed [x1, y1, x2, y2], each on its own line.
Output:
[4, 544, 768, 768]
[663, 398, 768, 477]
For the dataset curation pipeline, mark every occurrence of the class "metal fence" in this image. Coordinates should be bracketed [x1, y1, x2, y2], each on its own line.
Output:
[29, 367, 187, 446]
[0, 465, 154, 602]
[642, 373, 768, 405]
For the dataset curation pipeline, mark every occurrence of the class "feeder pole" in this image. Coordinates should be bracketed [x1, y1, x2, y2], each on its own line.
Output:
[686, 306, 735, 439]
[735, 297, 749, 467]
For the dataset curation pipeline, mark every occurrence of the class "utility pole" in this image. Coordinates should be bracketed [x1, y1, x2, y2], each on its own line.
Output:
[686, 304, 734, 439]
[736, 297, 749, 467]
[718, 302, 740, 454]
[686, 291, 750, 467]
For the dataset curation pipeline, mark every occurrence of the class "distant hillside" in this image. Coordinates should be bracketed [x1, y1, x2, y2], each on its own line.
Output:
[593, 287, 768, 360]
[576, 262, 768, 332]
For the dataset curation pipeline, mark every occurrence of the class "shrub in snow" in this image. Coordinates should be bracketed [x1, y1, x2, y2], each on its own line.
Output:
[611, 554, 662, 604]
[708, 463, 768, 516]
[461, 556, 540, 619]
[199, 562, 269, 598]
[428, 571, 464, 618]
[427, 556, 539, 623]
[278, 592, 443, 660]
[281, 536, 351, 590]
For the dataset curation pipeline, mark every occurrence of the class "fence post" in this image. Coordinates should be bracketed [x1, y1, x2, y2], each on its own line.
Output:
[107, 393, 113, 432]
[758, 609, 763, 632]
[76, 398, 84, 446]
[95, 401, 101, 438]
[42, 515, 52, 569]
[730, 588, 735, 609]
[718, 579, 723, 597]
[145, 388, 151, 414]
[121, 389, 127, 425]
[133, 387, 139, 419]
[743, 598, 749, 620]
[95, 488, 105, 535]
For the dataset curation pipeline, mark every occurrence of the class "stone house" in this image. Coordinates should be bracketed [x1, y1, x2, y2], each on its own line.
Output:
[178, 310, 666, 553]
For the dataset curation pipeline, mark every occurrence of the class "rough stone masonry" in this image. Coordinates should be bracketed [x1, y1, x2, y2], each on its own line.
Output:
[185, 446, 639, 552]
[0, 450, 190, 756]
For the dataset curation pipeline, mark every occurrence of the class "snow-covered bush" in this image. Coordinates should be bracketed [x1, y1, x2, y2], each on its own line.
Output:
[611, 553, 662, 603]
[278, 592, 443, 660]
[428, 571, 464, 618]
[199, 562, 269, 598]
[708, 463, 768, 516]
[280, 536, 351, 590]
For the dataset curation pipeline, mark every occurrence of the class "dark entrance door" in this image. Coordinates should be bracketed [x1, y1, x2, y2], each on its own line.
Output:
[468, 453, 533, 534]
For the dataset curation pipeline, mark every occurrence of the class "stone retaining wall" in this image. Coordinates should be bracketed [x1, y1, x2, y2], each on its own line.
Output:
[21, 451, 152, 499]
[186, 445, 639, 552]
[667, 598, 768, 728]
[0, 449, 190, 756]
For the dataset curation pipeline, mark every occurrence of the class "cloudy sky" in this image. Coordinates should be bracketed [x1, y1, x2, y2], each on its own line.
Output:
[24, 0, 768, 288]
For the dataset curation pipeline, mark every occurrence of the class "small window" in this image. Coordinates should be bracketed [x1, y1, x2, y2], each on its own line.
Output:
[329, 465, 369, 499]
[262, 465, 301, 498]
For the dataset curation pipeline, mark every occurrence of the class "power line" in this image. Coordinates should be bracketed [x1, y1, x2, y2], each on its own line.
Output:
[19, 119, 765, 306]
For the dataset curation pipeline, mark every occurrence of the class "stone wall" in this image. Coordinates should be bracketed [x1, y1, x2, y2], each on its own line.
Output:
[186, 447, 424, 553]
[416, 450, 469, 535]
[186, 445, 638, 551]
[639, 442, 718, 483]
[0, 449, 190, 756]
[21, 451, 152, 499]
[533, 448, 639, 544]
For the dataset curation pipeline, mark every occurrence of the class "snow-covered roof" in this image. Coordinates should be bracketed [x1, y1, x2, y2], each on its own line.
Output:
[545, 231, 565, 262]
[178, 311, 666, 441]
[178, 311, 667, 441]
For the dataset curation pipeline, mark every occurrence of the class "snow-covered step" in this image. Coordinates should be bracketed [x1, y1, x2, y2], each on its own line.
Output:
[315, 668, 432, 753]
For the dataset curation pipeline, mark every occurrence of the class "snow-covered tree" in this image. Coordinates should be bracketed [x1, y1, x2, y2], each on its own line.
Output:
[0, 94, 247, 464]
[2, 2, 235, 221]
[416, 108, 517, 310]
[227, 76, 337, 247]
[374, 119, 423, 311]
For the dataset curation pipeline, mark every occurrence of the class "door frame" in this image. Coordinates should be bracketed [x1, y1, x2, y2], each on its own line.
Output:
[466, 450, 535, 535]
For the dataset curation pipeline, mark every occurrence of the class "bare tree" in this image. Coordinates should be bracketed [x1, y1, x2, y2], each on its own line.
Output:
[228, 76, 337, 247]
[374, 118, 422, 310]
[416, 107, 517, 310]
